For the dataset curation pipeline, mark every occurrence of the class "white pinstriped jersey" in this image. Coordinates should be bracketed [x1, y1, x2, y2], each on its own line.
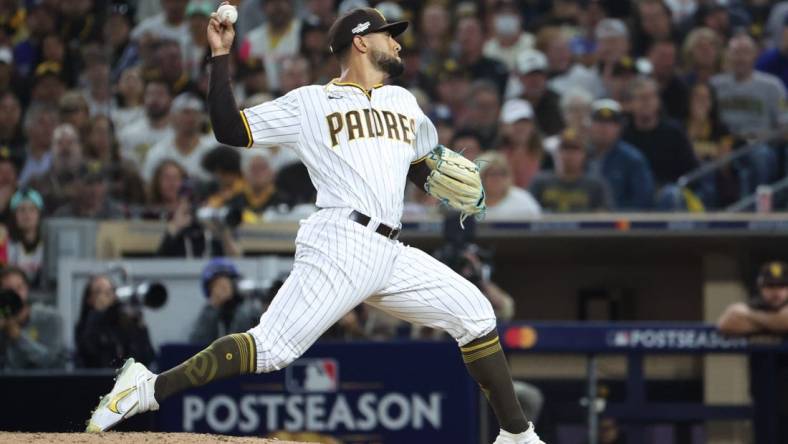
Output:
[240, 80, 438, 226]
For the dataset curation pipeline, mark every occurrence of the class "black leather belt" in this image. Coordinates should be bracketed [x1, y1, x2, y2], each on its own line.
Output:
[349, 210, 401, 240]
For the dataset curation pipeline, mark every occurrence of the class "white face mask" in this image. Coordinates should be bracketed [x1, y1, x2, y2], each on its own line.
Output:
[494, 14, 520, 37]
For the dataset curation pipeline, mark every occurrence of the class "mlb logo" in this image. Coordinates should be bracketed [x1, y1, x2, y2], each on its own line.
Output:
[610, 331, 630, 347]
[285, 359, 339, 393]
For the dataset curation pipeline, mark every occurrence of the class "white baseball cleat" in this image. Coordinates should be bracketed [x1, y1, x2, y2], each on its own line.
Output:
[86, 358, 160, 432]
[492, 422, 546, 444]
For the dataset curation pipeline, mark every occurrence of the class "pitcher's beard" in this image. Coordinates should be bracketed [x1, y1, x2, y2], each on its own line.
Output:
[370, 49, 404, 79]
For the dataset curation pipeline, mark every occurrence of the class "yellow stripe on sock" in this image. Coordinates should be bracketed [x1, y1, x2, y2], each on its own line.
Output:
[240, 111, 253, 148]
[462, 343, 502, 363]
[230, 334, 247, 373]
[242, 333, 256, 373]
[461, 336, 500, 353]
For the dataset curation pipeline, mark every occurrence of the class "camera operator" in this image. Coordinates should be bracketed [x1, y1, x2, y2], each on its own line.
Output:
[0, 266, 65, 369]
[189, 258, 264, 344]
[433, 216, 544, 425]
[75, 274, 155, 368]
[717, 261, 788, 443]
[156, 180, 242, 257]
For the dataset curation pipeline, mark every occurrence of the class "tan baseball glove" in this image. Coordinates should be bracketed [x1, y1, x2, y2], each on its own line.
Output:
[423, 145, 486, 227]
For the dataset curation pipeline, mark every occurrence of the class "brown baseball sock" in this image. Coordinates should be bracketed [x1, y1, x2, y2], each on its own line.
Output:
[153, 333, 257, 403]
[462, 331, 529, 434]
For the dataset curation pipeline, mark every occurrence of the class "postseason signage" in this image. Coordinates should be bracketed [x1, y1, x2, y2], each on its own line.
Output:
[157, 341, 479, 444]
[502, 322, 788, 353]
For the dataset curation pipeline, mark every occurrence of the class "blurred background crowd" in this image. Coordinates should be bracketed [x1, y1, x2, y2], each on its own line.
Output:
[0, 1, 786, 441]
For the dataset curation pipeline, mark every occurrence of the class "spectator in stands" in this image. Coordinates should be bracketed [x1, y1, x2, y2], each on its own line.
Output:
[0, 267, 65, 369]
[12, 3, 57, 81]
[514, 49, 564, 136]
[29, 62, 66, 109]
[681, 27, 723, 86]
[621, 77, 699, 209]
[57, 91, 90, 138]
[112, 67, 145, 129]
[717, 261, 788, 444]
[498, 98, 545, 189]
[28, 123, 83, 212]
[104, 2, 137, 82]
[278, 55, 311, 95]
[81, 47, 113, 117]
[240, 0, 302, 93]
[229, 151, 287, 219]
[202, 146, 245, 208]
[131, 0, 189, 44]
[454, 15, 509, 96]
[593, 18, 630, 92]
[587, 99, 655, 210]
[477, 151, 541, 220]
[433, 59, 472, 124]
[0, 150, 19, 225]
[647, 39, 690, 122]
[152, 39, 200, 97]
[0, 92, 24, 154]
[52, 161, 125, 219]
[142, 93, 212, 183]
[39, 35, 75, 86]
[117, 78, 174, 166]
[685, 82, 740, 208]
[483, 0, 535, 71]
[75, 274, 155, 368]
[146, 160, 187, 220]
[632, 0, 677, 56]
[603, 57, 641, 113]
[757, 16, 788, 89]
[300, 21, 336, 85]
[183, 2, 212, 81]
[543, 88, 594, 162]
[531, 129, 613, 212]
[234, 58, 268, 105]
[18, 106, 58, 187]
[7, 189, 44, 287]
[712, 34, 787, 142]
[189, 258, 263, 344]
[156, 180, 241, 258]
[451, 129, 484, 162]
[543, 28, 600, 99]
[84, 116, 146, 206]
[418, 3, 451, 69]
[712, 33, 783, 193]
[461, 81, 501, 148]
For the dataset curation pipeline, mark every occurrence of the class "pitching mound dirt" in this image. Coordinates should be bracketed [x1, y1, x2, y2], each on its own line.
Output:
[0, 433, 311, 443]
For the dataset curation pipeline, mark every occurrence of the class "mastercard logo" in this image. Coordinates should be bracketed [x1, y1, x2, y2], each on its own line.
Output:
[504, 326, 538, 349]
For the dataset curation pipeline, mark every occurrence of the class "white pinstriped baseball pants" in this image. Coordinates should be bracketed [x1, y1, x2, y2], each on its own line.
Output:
[247, 208, 497, 373]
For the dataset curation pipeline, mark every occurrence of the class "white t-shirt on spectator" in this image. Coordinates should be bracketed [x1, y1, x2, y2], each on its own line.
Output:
[485, 186, 542, 220]
[111, 106, 146, 130]
[117, 118, 175, 167]
[483, 33, 535, 71]
[142, 133, 216, 183]
[241, 19, 302, 92]
[549, 64, 605, 98]
[131, 13, 190, 45]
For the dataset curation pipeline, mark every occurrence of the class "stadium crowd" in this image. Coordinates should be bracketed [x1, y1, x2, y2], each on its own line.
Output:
[0, 0, 786, 363]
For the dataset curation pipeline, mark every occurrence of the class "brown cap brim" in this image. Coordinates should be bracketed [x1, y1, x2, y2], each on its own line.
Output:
[377, 21, 409, 38]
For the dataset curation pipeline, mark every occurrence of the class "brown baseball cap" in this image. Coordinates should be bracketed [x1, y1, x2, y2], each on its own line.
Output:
[327, 7, 409, 54]
[758, 261, 788, 287]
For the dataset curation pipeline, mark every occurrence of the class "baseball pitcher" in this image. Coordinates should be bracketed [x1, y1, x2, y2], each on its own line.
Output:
[87, 5, 543, 444]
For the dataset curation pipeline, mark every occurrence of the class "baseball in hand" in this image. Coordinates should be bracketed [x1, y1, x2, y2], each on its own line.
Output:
[217, 4, 238, 24]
